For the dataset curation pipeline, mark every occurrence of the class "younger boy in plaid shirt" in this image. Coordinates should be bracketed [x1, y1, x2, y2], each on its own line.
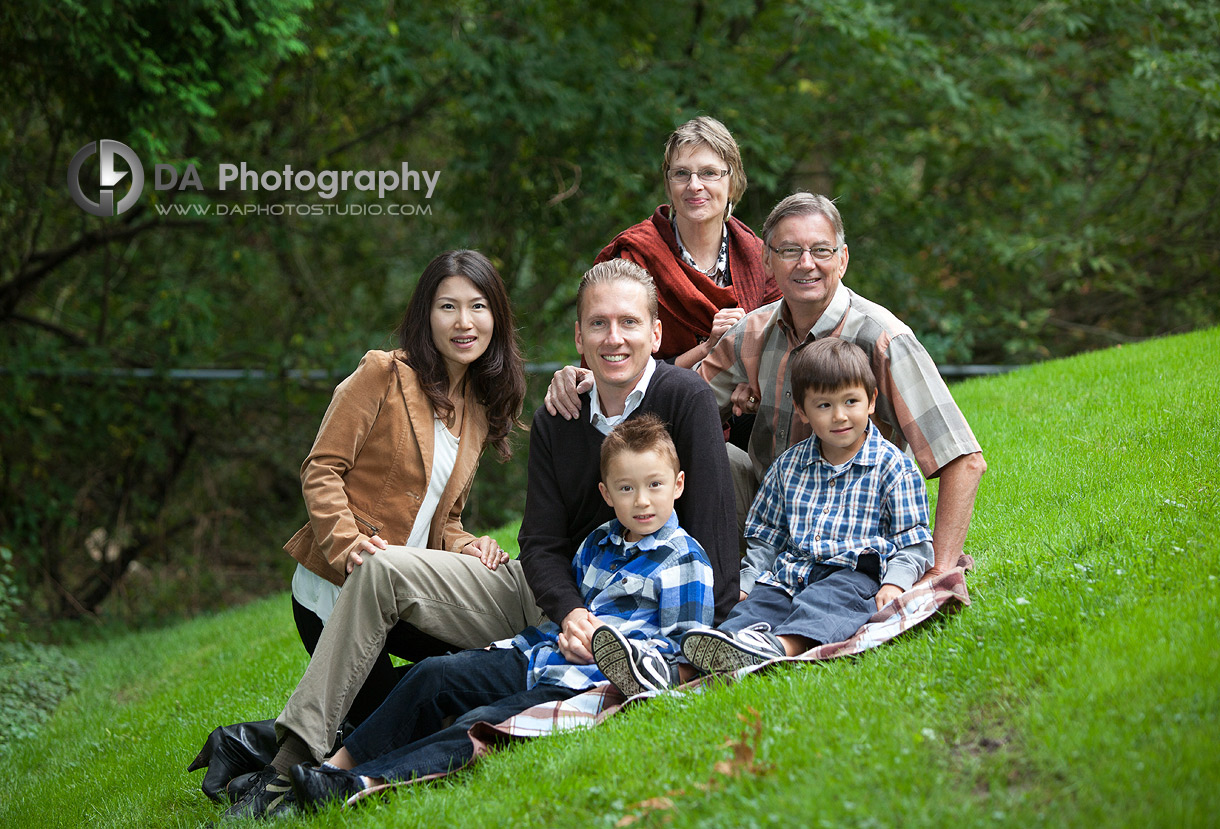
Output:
[288, 414, 712, 810]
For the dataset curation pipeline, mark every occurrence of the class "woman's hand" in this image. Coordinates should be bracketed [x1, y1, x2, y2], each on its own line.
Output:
[462, 535, 510, 570]
[676, 308, 749, 369]
[707, 307, 745, 351]
[730, 382, 761, 417]
[346, 534, 388, 574]
[544, 365, 594, 420]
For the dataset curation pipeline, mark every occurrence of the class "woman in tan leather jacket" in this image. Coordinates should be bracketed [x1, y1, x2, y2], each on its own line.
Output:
[285, 249, 526, 726]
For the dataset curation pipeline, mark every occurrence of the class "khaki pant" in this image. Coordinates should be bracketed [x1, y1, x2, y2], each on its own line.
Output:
[727, 442, 760, 556]
[276, 546, 545, 761]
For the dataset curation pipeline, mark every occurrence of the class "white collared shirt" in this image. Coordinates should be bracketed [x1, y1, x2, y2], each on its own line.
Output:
[588, 357, 657, 436]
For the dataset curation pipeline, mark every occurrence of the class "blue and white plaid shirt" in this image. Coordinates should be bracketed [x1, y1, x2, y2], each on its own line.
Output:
[508, 512, 714, 691]
[743, 422, 933, 595]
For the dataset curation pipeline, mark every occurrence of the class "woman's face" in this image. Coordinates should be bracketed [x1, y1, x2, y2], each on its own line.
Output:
[666, 144, 731, 228]
[430, 275, 494, 382]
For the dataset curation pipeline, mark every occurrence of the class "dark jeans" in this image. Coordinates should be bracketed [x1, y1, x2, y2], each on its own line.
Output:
[723, 558, 880, 646]
[343, 647, 578, 781]
[727, 412, 755, 452]
[292, 596, 456, 728]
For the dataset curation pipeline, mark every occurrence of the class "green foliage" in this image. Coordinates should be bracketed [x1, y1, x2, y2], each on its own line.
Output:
[1, 0, 309, 154]
[0, 640, 80, 754]
[1, 328, 1218, 827]
[0, 547, 20, 638]
[2, 0, 1219, 622]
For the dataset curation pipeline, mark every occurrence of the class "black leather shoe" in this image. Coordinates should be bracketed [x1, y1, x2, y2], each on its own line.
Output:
[289, 763, 365, 812]
[221, 766, 295, 820]
[188, 720, 278, 802]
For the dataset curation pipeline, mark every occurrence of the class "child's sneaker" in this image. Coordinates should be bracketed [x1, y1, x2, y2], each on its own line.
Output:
[591, 625, 676, 696]
[681, 623, 786, 673]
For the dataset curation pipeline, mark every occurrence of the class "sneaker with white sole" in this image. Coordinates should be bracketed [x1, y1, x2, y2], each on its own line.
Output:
[681, 623, 786, 674]
[221, 765, 295, 820]
[290, 763, 366, 812]
[591, 625, 676, 696]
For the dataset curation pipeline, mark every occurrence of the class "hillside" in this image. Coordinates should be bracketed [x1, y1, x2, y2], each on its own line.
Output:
[2, 328, 1217, 828]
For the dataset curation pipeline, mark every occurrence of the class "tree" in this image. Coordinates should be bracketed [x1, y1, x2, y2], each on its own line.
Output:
[2, 0, 1217, 624]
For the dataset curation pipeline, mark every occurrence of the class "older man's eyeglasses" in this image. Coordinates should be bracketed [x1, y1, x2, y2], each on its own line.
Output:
[768, 244, 841, 262]
[667, 167, 729, 183]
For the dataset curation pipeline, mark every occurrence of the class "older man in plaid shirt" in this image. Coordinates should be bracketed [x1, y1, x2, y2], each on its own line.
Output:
[697, 192, 986, 584]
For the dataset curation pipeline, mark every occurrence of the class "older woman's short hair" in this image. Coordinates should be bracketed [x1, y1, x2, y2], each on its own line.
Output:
[662, 116, 748, 214]
[761, 192, 846, 249]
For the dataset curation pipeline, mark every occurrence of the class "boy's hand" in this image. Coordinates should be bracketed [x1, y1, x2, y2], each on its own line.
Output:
[461, 536, 510, 570]
[346, 534, 388, 573]
[558, 607, 600, 664]
[875, 583, 904, 611]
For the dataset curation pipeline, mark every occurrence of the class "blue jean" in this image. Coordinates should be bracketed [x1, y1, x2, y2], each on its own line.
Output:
[343, 647, 578, 781]
[723, 562, 879, 646]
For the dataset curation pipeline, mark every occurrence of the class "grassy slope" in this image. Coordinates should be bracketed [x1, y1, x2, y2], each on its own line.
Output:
[2, 329, 1217, 828]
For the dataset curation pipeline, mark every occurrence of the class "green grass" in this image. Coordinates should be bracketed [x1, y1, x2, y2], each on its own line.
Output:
[3, 328, 1218, 828]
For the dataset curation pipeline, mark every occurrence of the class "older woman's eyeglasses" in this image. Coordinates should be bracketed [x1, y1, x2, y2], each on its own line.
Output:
[667, 167, 729, 183]
[768, 244, 841, 262]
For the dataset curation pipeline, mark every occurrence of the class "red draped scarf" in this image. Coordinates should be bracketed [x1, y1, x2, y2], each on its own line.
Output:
[595, 206, 781, 361]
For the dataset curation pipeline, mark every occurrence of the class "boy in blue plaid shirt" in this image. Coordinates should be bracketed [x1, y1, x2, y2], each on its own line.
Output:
[288, 414, 713, 810]
[596, 338, 933, 687]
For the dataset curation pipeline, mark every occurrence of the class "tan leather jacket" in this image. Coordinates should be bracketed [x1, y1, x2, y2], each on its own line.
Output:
[283, 350, 488, 586]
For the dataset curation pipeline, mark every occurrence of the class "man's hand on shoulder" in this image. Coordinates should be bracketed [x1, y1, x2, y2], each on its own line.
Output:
[558, 607, 601, 664]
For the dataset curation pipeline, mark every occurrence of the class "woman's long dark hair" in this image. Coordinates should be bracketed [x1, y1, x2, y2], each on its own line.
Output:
[394, 250, 525, 460]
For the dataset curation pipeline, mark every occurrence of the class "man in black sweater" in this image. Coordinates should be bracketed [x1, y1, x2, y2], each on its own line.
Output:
[519, 259, 737, 665]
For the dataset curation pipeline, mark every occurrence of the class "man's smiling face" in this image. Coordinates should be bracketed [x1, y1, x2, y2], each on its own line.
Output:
[764, 212, 850, 321]
[575, 279, 662, 399]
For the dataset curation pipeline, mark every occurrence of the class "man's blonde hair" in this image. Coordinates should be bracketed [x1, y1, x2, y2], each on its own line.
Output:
[576, 259, 659, 323]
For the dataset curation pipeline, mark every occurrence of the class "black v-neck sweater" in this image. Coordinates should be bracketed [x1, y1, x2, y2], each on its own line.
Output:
[519, 361, 738, 625]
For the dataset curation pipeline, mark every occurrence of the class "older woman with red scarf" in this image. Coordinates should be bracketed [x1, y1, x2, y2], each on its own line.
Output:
[545, 117, 779, 418]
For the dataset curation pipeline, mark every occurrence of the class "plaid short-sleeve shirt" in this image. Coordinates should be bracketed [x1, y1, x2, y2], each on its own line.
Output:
[697, 285, 982, 479]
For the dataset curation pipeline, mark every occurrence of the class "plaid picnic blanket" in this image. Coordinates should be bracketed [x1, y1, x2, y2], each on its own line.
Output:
[352, 554, 973, 804]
